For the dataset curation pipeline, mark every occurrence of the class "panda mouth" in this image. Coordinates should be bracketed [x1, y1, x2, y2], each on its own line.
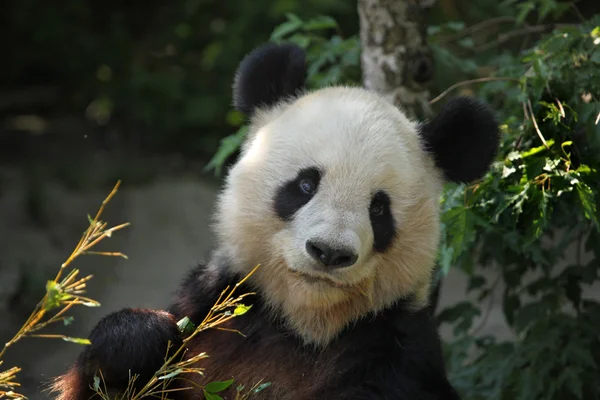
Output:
[291, 270, 351, 288]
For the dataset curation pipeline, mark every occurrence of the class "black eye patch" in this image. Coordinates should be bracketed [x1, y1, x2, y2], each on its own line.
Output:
[369, 191, 396, 252]
[273, 167, 322, 221]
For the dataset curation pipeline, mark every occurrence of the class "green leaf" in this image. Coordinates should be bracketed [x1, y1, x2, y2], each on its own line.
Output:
[93, 375, 101, 391]
[233, 304, 252, 316]
[63, 316, 75, 326]
[590, 49, 600, 64]
[441, 206, 476, 262]
[205, 379, 235, 393]
[270, 14, 303, 41]
[253, 382, 272, 393]
[203, 126, 248, 176]
[516, 2, 535, 25]
[514, 302, 545, 333]
[503, 291, 521, 327]
[203, 390, 224, 400]
[575, 182, 599, 229]
[44, 281, 66, 311]
[520, 140, 555, 158]
[303, 16, 338, 31]
[531, 190, 551, 239]
[176, 316, 196, 336]
[436, 301, 481, 335]
[62, 337, 91, 345]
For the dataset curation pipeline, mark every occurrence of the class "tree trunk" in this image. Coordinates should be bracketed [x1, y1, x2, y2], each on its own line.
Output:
[357, 0, 434, 120]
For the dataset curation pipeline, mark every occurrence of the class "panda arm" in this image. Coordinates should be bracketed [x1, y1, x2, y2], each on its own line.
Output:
[50, 262, 234, 399]
[167, 261, 241, 323]
[362, 308, 461, 400]
[327, 307, 461, 400]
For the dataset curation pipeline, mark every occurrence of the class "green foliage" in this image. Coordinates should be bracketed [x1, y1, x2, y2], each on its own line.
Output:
[270, 13, 362, 89]
[203, 378, 234, 400]
[431, 11, 600, 399]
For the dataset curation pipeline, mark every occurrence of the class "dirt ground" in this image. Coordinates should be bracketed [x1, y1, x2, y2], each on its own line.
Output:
[0, 170, 596, 399]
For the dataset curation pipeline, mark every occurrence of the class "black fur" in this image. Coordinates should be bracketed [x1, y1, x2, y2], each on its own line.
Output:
[233, 42, 307, 116]
[369, 190, 396, 253]
[54, 308, 184, 399]
[420, 96, 500, 183]
[273, 166, 322, 221]
[53, 257, 461, 400]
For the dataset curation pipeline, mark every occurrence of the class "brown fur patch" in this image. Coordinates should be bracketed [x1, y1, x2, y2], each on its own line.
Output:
[181, 321, 344, 400]
[47, 367, 84, 400]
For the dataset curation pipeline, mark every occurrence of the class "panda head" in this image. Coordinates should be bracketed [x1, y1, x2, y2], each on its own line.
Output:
[214, 43, 499, 345]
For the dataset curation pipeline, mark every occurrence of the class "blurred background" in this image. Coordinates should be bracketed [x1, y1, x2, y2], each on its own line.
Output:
[1, 0, 599, 399]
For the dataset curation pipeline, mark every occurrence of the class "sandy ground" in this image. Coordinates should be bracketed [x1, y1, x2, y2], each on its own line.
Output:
[0, 172, 597, 399]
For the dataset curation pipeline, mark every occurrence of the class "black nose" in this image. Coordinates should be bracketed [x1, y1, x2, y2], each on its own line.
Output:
[306, 240, 358, 269]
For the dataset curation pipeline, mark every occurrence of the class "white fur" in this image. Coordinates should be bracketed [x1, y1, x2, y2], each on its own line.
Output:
[214, 86, 444, 345]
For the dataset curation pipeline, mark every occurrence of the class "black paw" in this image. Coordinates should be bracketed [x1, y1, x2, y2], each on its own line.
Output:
[77, 308, 183, 390]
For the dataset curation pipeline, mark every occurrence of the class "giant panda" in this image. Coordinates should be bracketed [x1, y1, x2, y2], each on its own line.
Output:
[51, 42, 499, 400]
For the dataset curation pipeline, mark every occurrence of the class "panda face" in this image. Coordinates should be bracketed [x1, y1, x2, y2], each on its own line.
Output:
[215, 87, 442, 317]
[216, 43, 498, 344]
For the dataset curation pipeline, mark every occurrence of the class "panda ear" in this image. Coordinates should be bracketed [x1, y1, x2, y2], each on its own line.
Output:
[233, 42, 307, 116]
[419, 97, 500, 183]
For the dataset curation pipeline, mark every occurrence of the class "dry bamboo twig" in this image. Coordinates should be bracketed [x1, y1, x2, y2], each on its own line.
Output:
[0, 181, 129, 399]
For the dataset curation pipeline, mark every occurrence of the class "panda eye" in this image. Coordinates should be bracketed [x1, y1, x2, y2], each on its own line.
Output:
[369, 191, 390, 218]
[369, 190, 395, 253]
[370, 201, 385, 217]
[299, 178, 316, 195]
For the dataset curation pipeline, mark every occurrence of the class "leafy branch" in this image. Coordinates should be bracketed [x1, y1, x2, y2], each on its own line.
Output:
[0, 181, 129, 399]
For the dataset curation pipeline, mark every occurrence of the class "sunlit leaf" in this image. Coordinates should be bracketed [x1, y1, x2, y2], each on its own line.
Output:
[205, 379, 234, 393]
[62, 337, 91, 345]
[233, 304, 252, 316]
[576, 182, 599, 229]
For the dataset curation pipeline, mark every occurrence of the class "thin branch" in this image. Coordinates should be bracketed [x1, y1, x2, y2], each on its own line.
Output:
[555, 98, 565, 119]
[429, 77, 519, 105]
[526, 98, 550, 149]
[474, 25, 547, 53]
[569, 2, 586, 23]
[436, 16, 516, 45]
[0, 180, 128, 363]
[472, 24, 575, 53]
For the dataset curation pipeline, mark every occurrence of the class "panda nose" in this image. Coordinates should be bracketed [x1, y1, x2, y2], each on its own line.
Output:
[306, 240, 358, 269]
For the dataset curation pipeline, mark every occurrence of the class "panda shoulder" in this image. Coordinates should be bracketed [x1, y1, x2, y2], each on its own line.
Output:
[168, 256, 242, 323]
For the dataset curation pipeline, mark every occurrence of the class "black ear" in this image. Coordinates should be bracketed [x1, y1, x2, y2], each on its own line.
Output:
[420, 97, 500, 183]
[233, 42, 307, 116]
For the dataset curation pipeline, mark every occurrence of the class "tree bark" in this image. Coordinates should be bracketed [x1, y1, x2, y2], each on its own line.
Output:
[358, 0, 434, 119]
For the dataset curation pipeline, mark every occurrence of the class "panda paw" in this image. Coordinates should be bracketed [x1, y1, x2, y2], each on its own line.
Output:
[50, 308, 184, 400]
